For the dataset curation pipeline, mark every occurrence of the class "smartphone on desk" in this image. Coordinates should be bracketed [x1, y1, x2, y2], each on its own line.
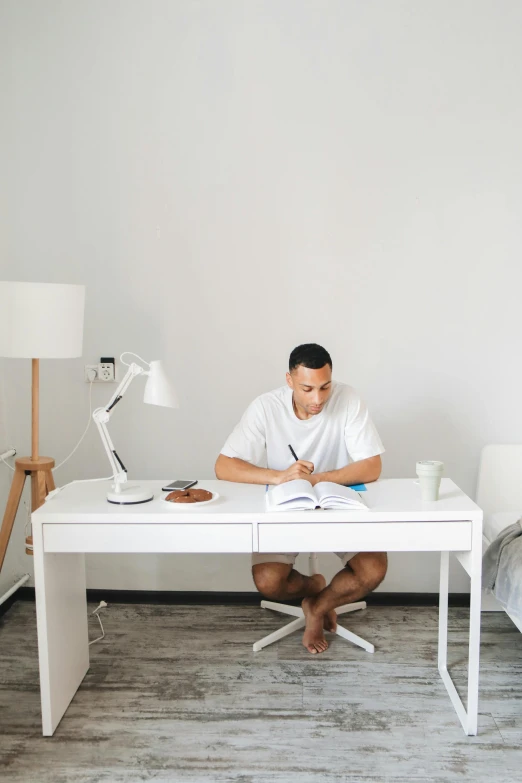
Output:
[162, 480, 198, 492]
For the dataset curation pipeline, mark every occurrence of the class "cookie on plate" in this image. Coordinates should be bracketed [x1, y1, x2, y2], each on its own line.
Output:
[188, 488, 213, 502]
[165, 490, 189, 502]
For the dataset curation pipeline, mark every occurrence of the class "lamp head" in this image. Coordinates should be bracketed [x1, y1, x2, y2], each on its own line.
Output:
[143, 360, 179, 408]
[0, 281, 85, 358]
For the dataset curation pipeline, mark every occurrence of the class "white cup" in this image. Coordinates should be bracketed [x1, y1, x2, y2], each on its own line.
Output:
[416, 460, 444, 501]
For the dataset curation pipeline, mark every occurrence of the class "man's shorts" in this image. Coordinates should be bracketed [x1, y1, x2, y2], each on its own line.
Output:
[252, 552, 358, 567]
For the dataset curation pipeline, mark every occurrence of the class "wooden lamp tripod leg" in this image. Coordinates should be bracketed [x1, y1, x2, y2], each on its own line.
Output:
[0, 465, 27, 572]
[45, 470, 56, 492]
[0, 360, 56, 570]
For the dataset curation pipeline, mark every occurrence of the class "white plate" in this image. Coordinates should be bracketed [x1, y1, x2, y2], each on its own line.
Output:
[159, 491, 220, 508]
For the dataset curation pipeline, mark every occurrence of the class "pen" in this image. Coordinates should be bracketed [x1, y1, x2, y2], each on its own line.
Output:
[289, 444, 314, 478]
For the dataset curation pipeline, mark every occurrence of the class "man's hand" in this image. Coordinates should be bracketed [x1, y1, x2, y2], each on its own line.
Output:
[277, 460, 315, 485]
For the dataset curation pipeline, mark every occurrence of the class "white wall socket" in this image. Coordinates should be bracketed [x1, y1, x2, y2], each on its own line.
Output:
[85, 363, 115, 382]
[99, 362, 115, 382]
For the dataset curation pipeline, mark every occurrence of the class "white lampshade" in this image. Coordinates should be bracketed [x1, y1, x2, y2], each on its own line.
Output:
[0, 281, 85, 358]
[143, 360, 179, 408]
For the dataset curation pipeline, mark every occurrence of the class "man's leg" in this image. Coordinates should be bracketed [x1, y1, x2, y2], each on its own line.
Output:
[252, 554, 326, 600]
[301, 552, 388, 654]
[252, 555, 337, 652]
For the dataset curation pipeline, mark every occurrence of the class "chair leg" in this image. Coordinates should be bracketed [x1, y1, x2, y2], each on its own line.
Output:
[253, 616, 306, 652]
[254, 598, 374, 653]
[336, 601, 367, 615]
[335, 624, 375, 653]
[260, 600, 302, 617]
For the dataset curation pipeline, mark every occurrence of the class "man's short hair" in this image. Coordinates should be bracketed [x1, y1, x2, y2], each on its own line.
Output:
[289, 343, 332, 373]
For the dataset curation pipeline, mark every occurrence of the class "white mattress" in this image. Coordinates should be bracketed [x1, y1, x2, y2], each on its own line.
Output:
[482, 511, 521, 547]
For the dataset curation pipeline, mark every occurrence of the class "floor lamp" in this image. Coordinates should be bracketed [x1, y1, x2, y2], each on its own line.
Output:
[0, 281, 85, 574]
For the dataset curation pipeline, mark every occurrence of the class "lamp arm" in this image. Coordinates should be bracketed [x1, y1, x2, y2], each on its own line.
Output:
[92, 362, 147, 491]
[93, 414, 127, 487]
[104, 362, 145, 410]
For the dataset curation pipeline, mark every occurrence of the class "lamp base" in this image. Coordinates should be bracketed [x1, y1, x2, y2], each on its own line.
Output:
[107, 484, 154, 505]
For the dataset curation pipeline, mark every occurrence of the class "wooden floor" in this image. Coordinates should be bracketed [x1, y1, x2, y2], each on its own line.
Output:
[1, 600, 521, 782]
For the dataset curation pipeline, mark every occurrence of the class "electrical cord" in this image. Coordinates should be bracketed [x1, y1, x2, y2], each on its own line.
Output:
[0, 452, 15, 471]
[89, 601, 108, 646]
[0, 376, 111, 500]
[54, 377, 94, 470]
[0, 378, 94, 474]
[45, 474, 114, 501]
[46, 374, 116, 498]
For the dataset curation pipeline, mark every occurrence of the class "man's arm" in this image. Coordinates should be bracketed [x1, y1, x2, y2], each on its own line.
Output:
[215, 454, 315, 486]
[309, 455, 382, 487]
[215, 454, 280, 485]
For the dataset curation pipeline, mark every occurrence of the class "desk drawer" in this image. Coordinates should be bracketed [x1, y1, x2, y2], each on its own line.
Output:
[43, 524, 253, 553]
[257, 521, 472, 553]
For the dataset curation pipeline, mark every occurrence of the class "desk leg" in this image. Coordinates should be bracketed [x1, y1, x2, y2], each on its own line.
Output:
[466, 518, 482, 735]
[33, 522, 89, 736]
[438, 551, 449, 672]
[438, 523, 482, 736]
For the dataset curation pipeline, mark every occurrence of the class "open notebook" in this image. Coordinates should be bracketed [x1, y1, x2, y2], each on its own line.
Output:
[265, 480, 368, 512]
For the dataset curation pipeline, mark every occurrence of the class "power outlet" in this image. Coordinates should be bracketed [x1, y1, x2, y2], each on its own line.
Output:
[99, 363, 115, 382]
[84, 358, 116, 383]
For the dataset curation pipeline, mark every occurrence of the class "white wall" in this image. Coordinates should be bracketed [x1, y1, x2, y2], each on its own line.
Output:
[1, 0, 522, 596]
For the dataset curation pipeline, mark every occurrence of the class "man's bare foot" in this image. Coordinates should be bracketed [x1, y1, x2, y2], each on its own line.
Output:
[309, 574, 337, 633]
[301, 596, 328, 654]
[323, 608, 337, 633]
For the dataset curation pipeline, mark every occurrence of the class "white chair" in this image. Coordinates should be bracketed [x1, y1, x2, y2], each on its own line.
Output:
[477, 444, 522, 631]
[253, 553, 375, 653]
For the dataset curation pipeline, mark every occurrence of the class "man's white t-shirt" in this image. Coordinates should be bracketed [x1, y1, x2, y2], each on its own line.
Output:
[220, 381, 384, 472]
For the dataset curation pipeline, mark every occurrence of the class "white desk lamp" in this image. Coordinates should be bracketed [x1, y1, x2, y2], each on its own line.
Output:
[93, 352, 178, 504]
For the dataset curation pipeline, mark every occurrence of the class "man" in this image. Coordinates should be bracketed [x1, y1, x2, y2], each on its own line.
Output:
[215, 343, 387, 654]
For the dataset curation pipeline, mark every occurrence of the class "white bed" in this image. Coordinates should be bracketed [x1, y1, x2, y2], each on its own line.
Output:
[478, 446, 522, 633]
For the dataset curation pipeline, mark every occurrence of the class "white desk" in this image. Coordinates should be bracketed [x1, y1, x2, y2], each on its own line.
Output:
[32, 477, 483, 737]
